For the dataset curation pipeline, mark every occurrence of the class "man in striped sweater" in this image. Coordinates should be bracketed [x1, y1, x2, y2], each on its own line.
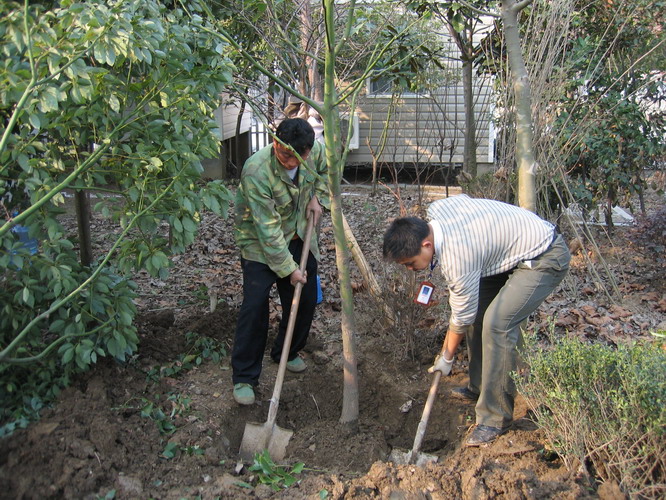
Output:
[383, 195, 570, 446]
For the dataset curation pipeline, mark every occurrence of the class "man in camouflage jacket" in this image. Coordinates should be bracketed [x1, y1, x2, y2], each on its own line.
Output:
[231, 118, 329, 405]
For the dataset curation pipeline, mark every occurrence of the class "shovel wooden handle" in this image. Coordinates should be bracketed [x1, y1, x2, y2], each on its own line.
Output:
[409, 334, 450, 458]
[265, 213, 316, 427]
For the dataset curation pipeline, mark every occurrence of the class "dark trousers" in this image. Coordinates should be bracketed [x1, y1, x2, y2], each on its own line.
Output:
[231, 238, 318, 386]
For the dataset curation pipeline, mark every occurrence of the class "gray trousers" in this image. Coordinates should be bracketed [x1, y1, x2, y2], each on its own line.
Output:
[466, 234, 571, 428]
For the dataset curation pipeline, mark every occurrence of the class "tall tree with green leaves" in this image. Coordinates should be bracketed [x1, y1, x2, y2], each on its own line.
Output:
[554, 0, 665, 228]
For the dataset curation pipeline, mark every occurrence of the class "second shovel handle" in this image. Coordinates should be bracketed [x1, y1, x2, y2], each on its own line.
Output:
[266, 213, 316, 426]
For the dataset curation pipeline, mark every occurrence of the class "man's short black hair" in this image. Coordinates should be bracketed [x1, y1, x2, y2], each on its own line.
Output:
[275, 118, 315, 155]
[382, 216, 430, 261]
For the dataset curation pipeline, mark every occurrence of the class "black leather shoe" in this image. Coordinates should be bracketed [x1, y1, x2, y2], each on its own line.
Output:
[465, 425, 505, 446]
[451, 387, 479, 402]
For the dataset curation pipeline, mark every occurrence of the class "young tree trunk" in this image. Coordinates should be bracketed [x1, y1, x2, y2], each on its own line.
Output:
[327, 148, 360, 431]
[444, 15, 480, 178]
[342, 213, 396, 326]
[323, 0, 359, 431]
[500, 0, 537, 212]
[75, 190, 92, 267]
[332, 196, 359, 432]
[461, 56, 478, 177]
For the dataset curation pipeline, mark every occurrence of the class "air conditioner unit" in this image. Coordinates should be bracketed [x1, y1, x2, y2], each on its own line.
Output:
[340, 112, 360, 151]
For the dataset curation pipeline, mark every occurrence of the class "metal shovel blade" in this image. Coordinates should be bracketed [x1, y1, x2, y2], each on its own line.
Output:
[389, 448, 438, 466]
[239, 420, 293, 462]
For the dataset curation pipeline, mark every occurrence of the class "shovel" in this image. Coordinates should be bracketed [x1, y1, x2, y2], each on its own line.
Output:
[389, 335, 451, 466]
[239, 213, 316, 462]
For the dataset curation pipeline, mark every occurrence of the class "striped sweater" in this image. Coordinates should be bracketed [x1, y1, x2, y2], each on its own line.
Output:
[428, 195, 555, 332]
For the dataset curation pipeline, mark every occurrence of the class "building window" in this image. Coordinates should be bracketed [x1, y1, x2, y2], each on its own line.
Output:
[368, 74, 393, 96]
[367, 72, 424, 98]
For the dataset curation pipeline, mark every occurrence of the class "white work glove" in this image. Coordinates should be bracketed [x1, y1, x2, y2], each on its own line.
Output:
[428, 354, 454, 376]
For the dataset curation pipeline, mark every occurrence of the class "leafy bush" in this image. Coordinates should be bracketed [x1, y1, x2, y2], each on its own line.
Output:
[552, 2, 665, 227]
[516, 334, 666, 499]
[0, 0, 233, 433]
[0, 227, 137, 435]
[556, 87, 664, 226]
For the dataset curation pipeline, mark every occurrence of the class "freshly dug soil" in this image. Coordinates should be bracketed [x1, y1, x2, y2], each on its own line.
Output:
[1, 185, 663, 499]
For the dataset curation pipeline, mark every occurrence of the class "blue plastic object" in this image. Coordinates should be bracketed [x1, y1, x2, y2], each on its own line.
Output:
[316, 275, 323, 304]
[9, 224, 39, 269]
[11, 225, 39, 255]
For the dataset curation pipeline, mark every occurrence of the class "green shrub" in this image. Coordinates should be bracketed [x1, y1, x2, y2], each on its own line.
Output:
[516, 334, 665, 499]
[0, 245, 138, 436]
[0, 0, 232, 436]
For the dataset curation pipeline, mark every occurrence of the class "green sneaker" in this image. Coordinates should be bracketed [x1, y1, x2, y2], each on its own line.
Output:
[286, 357, 306, 373]
[233, 383, 255, 405]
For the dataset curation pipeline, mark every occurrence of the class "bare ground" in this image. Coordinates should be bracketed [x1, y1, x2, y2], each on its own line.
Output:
[0, 184, 663, 500]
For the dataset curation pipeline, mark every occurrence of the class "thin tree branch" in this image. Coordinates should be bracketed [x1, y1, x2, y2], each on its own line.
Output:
[513, 0, 534, 12]
[457, 0, 500, 18]
[335, 0, 358, 54]
[3, 319, 114, 364]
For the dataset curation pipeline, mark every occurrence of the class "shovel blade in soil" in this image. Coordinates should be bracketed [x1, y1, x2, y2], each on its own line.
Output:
[239, 422, 293, 462]
[389, 448, 438, 467]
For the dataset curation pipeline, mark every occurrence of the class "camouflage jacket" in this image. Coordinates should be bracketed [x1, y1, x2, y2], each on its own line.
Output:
[234, 141, 329, 278]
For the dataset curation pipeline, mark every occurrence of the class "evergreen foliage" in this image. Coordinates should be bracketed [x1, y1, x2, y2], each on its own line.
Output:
[517, 333, 666, 498]
[0, 0, 234, 432]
